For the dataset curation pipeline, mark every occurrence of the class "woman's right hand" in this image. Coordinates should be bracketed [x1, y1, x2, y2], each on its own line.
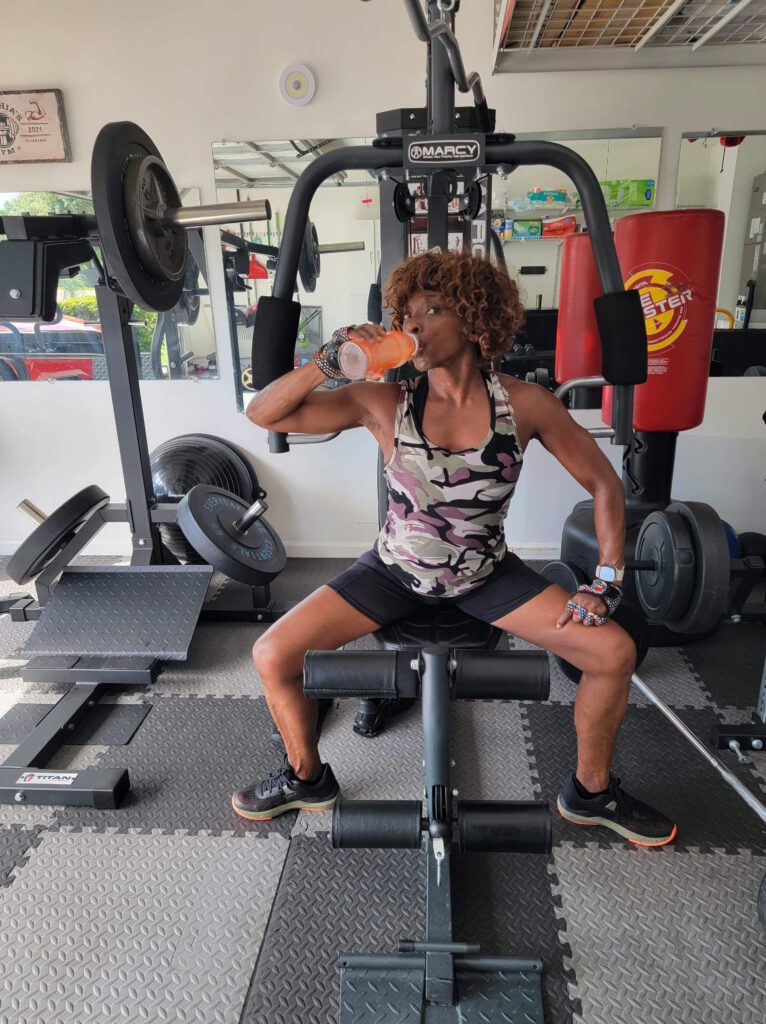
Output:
[347, 323, 387, 342]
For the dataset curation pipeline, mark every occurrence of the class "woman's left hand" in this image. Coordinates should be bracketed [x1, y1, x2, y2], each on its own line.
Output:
[556, 590, 608, 629]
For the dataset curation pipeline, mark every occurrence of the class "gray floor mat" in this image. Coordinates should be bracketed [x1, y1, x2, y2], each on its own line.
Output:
[47, 695, 294, 838]
[0, 825, 44, 889]
[551, 844, 766, 1024]
[0, 700, 149, 746]
[0, 829, 289, 1024]
[682, 621, 766, 709]
[524, 703, 766, 854]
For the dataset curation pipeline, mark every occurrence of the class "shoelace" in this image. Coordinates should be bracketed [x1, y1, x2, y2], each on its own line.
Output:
[258, 763, 292, 797]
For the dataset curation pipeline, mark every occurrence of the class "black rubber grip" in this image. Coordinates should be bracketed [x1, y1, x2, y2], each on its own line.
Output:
[452, 650, 549, 701]
[303, 650, 419, 699]
[459, 801, 551, 854]
[332, 799, 423, 849]
[250, 295, 301, 390]
[594, 289, 648, 385]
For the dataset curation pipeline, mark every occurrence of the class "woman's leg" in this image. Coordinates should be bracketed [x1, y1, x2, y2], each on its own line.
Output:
[253, 585, 382, 779]
[490, 583, 635, 791]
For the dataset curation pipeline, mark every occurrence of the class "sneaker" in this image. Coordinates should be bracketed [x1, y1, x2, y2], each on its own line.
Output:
[232, 759, 339, 821]
[557, 773, 677, 847]
[353, 697, 416, 738]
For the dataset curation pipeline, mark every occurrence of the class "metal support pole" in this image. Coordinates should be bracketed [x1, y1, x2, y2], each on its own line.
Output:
[95, 286, 161, 562]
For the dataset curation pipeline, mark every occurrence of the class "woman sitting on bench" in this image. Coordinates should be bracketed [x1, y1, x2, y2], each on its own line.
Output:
[233, 248, 676, 848]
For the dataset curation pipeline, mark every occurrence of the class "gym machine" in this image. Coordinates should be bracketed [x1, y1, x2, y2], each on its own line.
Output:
[240, 0, 646, 1019]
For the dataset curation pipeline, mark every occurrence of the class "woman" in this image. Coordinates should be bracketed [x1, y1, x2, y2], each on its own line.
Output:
[233, 249, 675, 847]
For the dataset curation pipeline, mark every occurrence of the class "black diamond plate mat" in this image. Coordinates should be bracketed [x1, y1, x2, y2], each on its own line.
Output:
[524, 703, 766, 854]
[453, 853, 574, 1024]
[49, 695, 294, 837]
[241, 835, 426, 1024]
[682, 621, 766, 709]
[340, 965, 544, 1023]
[21, 566, 212, 660]
[0, 701, 149, 746]
[0, 826, 44, 889]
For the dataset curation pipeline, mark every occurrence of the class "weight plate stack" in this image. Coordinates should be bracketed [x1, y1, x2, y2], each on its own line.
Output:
[7, 485, 110, 585]
[635, 510, 696, 623]
[92, 121, 188, 312]
[177, 485, 286, 586]
[664, 501, 731, 635]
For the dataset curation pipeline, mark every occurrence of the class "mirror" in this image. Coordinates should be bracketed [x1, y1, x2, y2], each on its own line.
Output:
[212, 138, 380, 407]
[498, 130, 663, 310]
[0, 189, 219, 383]
[677, 131, 766, 328]
[676, 131, 766, 378]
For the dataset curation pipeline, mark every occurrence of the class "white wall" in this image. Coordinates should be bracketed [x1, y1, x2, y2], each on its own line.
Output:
[2, 0, 766, 557]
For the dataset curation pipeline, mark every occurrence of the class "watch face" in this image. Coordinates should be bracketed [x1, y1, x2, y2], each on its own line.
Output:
[599, 566, 616, 581]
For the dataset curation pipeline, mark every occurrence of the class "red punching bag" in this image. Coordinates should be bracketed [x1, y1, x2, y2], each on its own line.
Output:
[555, 233, 603, 384]
[602, 209, 725, 432]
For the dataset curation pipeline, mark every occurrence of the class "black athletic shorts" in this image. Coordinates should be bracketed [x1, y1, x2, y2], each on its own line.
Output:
[327, 546, 553, 627]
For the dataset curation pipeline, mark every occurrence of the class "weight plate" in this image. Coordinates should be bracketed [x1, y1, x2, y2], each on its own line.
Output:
[462, 181, 482, 222]
[241, 367, 255, 391]
[91, 121, 187, 312]
[738, 532, 766, 560]
[665, 501, 731, 635]
[177, 485, 286, 586]
[124, 155, 186, 284]
[393, 182, 416, 223]
[170, 259, 201, 326]
[7, 484, 110, 585]
[743, 365, 766, 376]
[635, 510, 695, 622]
[298, 220, 320, 293]
[541, 562, 649, 683]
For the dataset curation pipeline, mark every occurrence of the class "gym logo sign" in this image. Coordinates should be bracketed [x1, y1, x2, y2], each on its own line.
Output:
[404, 135, 484, 171]
[626, 265, 693, 353]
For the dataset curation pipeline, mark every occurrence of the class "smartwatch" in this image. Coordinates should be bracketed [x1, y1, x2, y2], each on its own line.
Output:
[595, 563, 625, 586]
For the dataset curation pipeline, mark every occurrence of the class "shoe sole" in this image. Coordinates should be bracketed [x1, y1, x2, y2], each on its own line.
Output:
[232, 793, 339, 822]
[557, 797, 677, 847]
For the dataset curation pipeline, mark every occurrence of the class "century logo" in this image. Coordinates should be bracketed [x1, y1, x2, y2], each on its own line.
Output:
[409, 141, 480, 163]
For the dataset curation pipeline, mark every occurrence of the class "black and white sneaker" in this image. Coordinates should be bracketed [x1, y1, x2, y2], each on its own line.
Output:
[232, 760, 339, 821]
[557, 773, 677, 847]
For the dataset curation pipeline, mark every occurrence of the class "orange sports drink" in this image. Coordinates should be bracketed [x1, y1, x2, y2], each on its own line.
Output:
[338, 330, 418, 381]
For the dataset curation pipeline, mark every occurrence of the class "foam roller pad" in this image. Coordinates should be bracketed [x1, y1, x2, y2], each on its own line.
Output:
[250, 295, 302, 389]
[594, 289, 648, 385]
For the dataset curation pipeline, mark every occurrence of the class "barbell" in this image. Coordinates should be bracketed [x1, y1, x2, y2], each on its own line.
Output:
[91, 121, 364, 311]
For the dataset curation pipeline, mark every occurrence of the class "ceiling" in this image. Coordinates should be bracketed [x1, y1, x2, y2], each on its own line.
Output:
[493, 0, 766, 71]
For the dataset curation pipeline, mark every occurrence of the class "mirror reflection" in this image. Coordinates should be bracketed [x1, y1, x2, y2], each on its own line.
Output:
[212, 139, 380, 404]
[0, 189, 218, 382]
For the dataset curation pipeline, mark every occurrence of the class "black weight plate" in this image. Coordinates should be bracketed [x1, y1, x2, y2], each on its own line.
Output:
[177, 485, 286, 586]
[665, 501, 731, 635]
[541, 559, 587, 595]
[171, 260, 201, 326]
[124, 155, 186, 284]
[393, 182, 415, 223]
[298, 220, 319, 293]
[91, 121, 187, 312]
[7, 485, 110, 585]
[635, 510, 695, 622]
[462, 181, 482, 222]
[541, 562, 648, 683]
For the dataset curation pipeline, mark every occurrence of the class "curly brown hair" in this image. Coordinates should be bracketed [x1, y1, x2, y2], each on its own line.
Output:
[384, 250, 525, 363]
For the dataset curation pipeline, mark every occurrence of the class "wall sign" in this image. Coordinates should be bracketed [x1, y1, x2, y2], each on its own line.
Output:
[0, 90, 71, 164]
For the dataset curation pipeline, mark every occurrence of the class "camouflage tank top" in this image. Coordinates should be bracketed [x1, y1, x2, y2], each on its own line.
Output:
[377, 370, 524, 597]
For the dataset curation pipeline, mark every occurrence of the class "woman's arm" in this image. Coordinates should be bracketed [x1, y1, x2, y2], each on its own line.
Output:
[246, 362, 390, 436]
[523, 384, 626, 569]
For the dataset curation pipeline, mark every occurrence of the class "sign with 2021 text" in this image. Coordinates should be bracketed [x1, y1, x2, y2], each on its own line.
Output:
[0, 90, 71, 164]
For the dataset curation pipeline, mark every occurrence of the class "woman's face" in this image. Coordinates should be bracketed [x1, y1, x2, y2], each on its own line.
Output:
[401, 290, 471, 369]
